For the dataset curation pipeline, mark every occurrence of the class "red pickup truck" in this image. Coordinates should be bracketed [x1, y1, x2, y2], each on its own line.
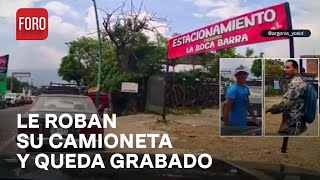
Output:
[86, 92, 109, 115]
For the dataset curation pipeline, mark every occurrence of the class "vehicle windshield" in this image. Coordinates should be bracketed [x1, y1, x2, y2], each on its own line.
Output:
[29, 96, 97, 113]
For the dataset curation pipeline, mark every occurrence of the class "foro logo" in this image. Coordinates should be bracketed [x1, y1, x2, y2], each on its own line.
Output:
[16, 8, 48, 40]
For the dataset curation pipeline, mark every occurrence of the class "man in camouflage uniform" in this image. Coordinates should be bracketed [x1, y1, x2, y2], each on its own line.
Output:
[266, 60, 307, 135]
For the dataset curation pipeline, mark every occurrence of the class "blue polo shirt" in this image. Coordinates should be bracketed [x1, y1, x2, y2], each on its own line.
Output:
[226, 83, 250, 126]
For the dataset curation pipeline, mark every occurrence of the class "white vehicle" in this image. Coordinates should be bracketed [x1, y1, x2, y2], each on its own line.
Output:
[4, 93, 22, 106]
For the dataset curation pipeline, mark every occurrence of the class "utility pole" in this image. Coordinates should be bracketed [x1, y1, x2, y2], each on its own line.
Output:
[92, 0, 103, 108]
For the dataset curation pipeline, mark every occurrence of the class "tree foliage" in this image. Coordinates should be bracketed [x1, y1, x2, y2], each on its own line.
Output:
[265, 59, 284, 77]
[101, 32, 167, 93]
[251, 59, 262, 78]
[58, 55, 86, 86]
[6, 77, 29, 92]
[58, 37, 113, 86]
[102, 0, 168, 72]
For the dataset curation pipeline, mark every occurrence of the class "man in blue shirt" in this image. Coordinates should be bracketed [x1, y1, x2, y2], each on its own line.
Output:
[223, 66, 260, 127]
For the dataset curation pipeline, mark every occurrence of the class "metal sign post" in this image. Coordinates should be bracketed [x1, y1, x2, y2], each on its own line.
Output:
[162, 59, 169, 120]
[281, 2, 294, 154]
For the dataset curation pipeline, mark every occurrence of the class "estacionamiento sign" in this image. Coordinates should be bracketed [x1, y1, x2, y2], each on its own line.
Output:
[0, 54, 9, 95]
[167, 3, 291, 60]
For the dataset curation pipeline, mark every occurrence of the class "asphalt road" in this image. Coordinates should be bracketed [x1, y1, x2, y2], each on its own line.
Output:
[0, 105, 30, 154]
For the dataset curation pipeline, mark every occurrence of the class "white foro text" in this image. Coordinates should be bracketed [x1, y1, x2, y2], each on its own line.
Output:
[19, 17, 46, 30]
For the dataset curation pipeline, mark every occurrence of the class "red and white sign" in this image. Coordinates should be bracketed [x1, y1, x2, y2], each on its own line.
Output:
[16, 8, 48, 40]
[0, 57, 7, 68]
[167, 3, 290, 60]
[0, 55, 9, 74]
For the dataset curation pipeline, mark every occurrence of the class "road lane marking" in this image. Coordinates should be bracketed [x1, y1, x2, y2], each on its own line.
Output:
[0, 135, 16, 153]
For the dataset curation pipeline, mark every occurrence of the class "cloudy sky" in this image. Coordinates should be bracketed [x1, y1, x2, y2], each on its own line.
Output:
[0, 0, 319, 86]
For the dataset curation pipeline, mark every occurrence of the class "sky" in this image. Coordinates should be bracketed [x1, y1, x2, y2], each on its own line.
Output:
[0, 0, 319, 86]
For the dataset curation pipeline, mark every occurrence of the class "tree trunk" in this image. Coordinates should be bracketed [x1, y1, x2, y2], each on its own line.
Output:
[116, 46, 139, 114]
[116, 47, 131, 72]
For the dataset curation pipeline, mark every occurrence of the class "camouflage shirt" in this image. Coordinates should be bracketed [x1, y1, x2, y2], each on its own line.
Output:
[270, 75, 307, 135]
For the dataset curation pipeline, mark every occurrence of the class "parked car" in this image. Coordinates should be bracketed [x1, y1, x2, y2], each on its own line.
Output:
[20, 96, 26, 105]
[23, 96, 33, 104]
[0, 94, 7, 109]
[18, 94, 104, 152]
[4, 93, 22, 106]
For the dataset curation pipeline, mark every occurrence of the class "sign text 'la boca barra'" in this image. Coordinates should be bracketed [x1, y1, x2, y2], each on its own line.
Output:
[167, 3, 291, 59]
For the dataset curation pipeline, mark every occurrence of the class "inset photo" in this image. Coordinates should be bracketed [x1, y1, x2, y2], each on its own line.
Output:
[264, 58, 319, 137]
[220, 58, 263, 136]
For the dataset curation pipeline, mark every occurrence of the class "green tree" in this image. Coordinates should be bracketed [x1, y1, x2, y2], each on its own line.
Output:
[265, 59, 285, 96]
[102, 0, 167, 73]
[101, 32, 167, 113]
[251, 59, 262, 79]
[265, 59, 284, 76]
[100, 1, 169, 113]
[6, 77, 23, 92]
[58, 37, 113, 86]
[58, 55, 86, 86]
[58, 29, 166, 114]
[101, 32, 166, 92]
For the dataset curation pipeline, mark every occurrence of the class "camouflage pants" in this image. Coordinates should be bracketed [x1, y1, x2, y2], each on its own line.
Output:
[278, 114, 307, 135]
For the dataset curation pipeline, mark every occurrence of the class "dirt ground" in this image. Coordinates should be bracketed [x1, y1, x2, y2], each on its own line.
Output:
[265, 96, 319, 136]
[105, 107, 320, 172]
